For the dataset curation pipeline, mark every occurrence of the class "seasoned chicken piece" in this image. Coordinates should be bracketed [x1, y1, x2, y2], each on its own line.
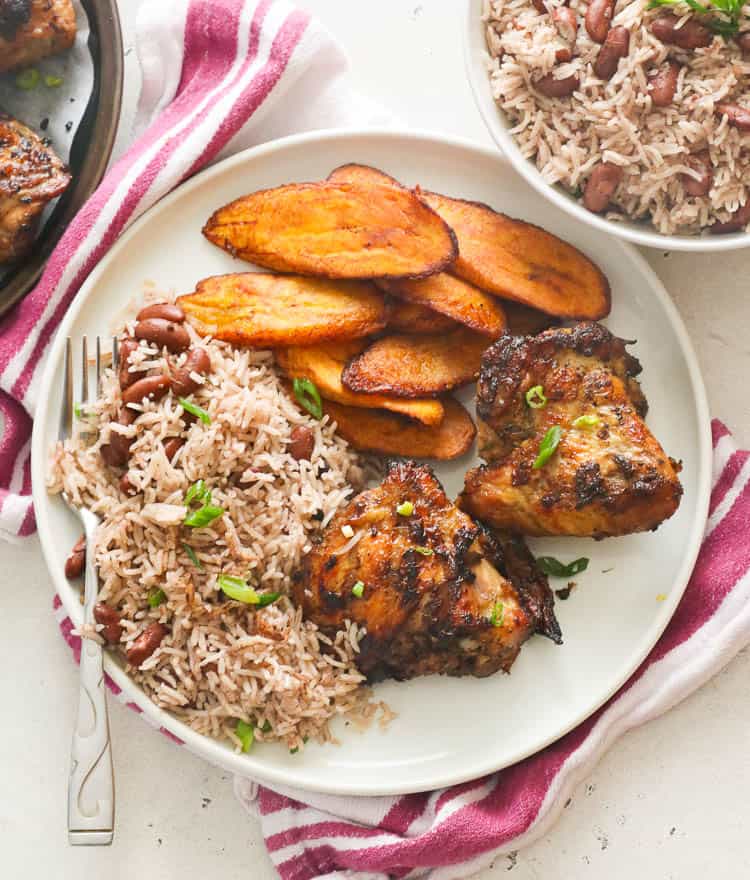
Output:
[294, 460, 560, 682]
[460, 323, 683, 538]
[0, 0, 76, 72]
[0, 113, 71, 264]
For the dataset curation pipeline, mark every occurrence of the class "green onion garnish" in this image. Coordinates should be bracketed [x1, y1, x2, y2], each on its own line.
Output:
[537, 556, 589, 578]
[185, 479, 210, 506]
[257, 592, 281, 607]
[182, 543, 203, 569]
[525, 385, 547, 409]
[290, 746, 299, 754]
[261, 720, 272, 733]
[533, 426, 562, 469]
[147, 588, 167, 608]
[572, 414, 601, 430]
[293, 377, 323, 420]
[44, 74, 64, 88]
[490, 601, 504, 627]
[73, 402, 83, 420]
[178, 397, 211, 424]
[217, 574, 260, 604]
[235, 719, 254, 753]
[413, 546, 434, 556]
[16, 68, 40, 90]
[396, 501, 414, 517]
[184, 503, 224, 528]
[351, 580, 365, 598]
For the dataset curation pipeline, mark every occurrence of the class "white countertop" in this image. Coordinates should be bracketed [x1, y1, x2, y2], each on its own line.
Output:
[4, 1, 750, 877]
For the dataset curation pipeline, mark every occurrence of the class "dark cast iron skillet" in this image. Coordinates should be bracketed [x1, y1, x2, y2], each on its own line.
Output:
[0, 0, 124, 316]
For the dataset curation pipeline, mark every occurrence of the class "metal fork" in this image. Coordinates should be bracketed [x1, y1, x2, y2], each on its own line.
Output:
[61, 335, 118, 846]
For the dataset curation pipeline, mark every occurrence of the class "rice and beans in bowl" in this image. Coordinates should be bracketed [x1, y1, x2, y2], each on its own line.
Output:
[483, 0, 750, 235]
[49, 164, 683, 756]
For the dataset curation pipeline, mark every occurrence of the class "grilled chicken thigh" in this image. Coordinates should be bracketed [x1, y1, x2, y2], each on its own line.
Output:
[460, 323, 683, 538]
[294, 460, 560, 681]
[0, 113, 70, 263]
[0, 0, 76, 72]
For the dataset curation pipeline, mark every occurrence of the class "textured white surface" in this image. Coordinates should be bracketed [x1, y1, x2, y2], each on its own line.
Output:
[2, 0, 750, 876]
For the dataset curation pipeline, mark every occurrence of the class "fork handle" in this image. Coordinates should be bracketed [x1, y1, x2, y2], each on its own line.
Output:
[68, 512, 114, 845]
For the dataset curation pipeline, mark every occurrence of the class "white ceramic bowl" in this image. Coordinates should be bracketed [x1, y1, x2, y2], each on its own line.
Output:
[463, 0, 750, 252]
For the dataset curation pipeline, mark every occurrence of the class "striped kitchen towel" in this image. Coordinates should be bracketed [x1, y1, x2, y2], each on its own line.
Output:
[0, 0, 389, 541]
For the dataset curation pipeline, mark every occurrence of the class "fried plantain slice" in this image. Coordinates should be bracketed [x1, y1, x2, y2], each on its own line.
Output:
[275, 344, 445, 426]
[388, 300, 458, 335]
[420, 190, 611, 320]
[320, 396, 476, 460]
[202, 180, 458, 280]
[177, 273, 388, 347]
[342, 328, 489, 398]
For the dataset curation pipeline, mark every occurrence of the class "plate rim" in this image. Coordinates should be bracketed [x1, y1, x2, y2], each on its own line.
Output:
[462, 0, 750, 253]
[31, 127, 713, 796]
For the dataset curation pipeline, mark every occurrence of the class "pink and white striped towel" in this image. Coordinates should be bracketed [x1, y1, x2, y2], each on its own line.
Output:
[3, 1, 750, 876]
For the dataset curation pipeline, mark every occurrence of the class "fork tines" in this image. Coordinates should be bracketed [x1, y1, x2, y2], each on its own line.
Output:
[59, 336, 116, 443]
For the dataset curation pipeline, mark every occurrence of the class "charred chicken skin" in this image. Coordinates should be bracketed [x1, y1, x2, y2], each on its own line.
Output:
[0, 0, 76, 72]
[294, 460, 560, 681]
[0, 113, 71, 264]
[460, 322, 683, 539]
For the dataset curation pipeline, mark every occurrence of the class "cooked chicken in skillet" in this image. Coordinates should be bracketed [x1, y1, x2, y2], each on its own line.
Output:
[460, 323, 683, 538]
[294, 460, 560, 681]
[0, 113, 71, 264]
[0, 0, 76, 73]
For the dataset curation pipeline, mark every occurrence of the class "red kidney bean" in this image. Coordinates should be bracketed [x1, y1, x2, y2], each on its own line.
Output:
[532, 0, 547, 12]
[648, 61, 680, 107]
[134, 318, 190, 353]
[118, 337, 144, 390]
[136, 302, 185, 324]
[170, 347, 211, 397]
[94, 603, 123, 644]
[710, 200, 750, 234]
[100, 406, 137, 467]
[64, 534, 86, 579]
[121, 374, 171, 406]
[650, 14, 712, 49]
[680, 151, 713, 197]
[715, 102, 750, 132]
[120, 473, 139, 496]
[585, 0, 614, 43]
[583, 163, 623, 213]
[555, 47, 573, 62]
[552, 7, 578, 42]
[126, 622, 168, 666]
[289, 425, 315, 461]
[736, 32, 750, 55]
[534, 71, 580, 98]
[163, 437, 185, 462]
[593, 26, 630, 80]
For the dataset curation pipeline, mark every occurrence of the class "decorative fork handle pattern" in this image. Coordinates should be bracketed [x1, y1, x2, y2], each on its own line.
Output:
[68, 509, 114, 845]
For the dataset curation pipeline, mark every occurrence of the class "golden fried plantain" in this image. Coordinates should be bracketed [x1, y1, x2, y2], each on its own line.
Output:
[420, 190, 611, 320]
[342, 328, 489, 398]
[177, 273, 388, 348]
[388, 300, 457, 335]
[202, 181, 457, 280]
[328, 164, 610, 321]
[378, 274, 506, 338]
[503, 301, 560, 336]
[320, 396, 476, 460]
[275, 344, 445, 426]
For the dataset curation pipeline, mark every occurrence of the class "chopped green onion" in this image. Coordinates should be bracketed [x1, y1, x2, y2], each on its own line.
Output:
[217, 574, 260, 604]
[572, 414, 601, 430]
[16, 68, 40, 90]
[351, 580, 365, 598]
[147, 588, 167, 608]
[178, 397, 211, 424]
[525, 385, 547, 409]
[182, 543, 203, 569]
[533, 426, 562, 469]
[290, 746, 299, 754]
[293, 377, 323, 420]
[396, 501, 414, 517]
[261, 720, 272, 733]
[413, 546, 434, 556]
[235, 719, 254, 753]
[537, 556, 589, 578]
[185, 479, 210, 506]
[490, 601, 504, 627]
[257, 592, 281, 607]
[44, 74, 64, 88]
[73, 402, 83, 420]
[184, 503, 224, 528]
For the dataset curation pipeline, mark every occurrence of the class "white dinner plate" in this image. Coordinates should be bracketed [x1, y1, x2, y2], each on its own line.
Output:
[31, 129, 711, 796]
